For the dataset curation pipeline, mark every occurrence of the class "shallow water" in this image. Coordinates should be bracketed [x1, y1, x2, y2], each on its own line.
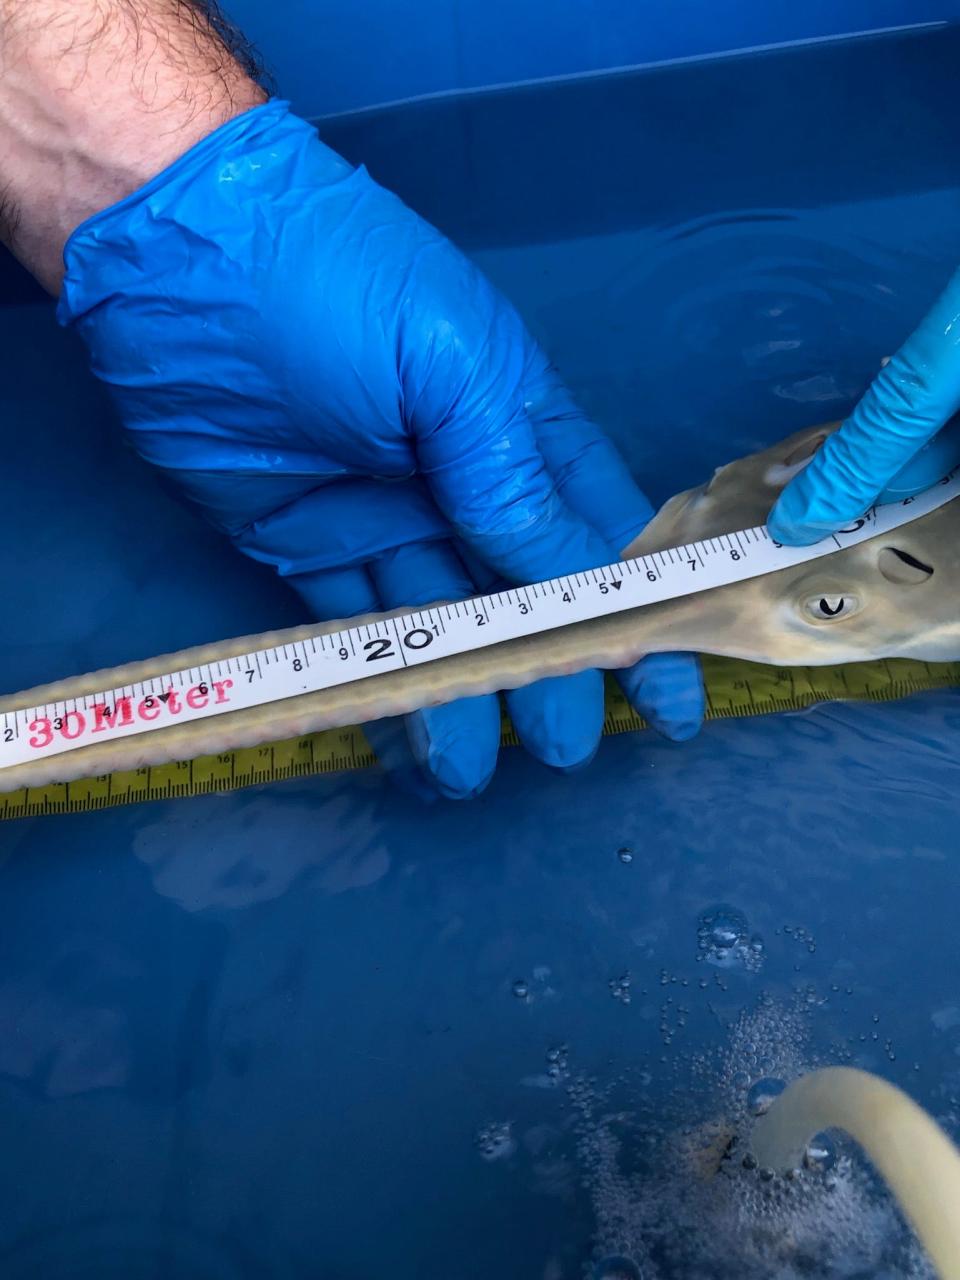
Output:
[2, 26, 960, 1280]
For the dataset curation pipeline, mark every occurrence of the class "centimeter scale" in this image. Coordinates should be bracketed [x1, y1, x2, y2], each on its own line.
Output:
[2, 470, 959, 819]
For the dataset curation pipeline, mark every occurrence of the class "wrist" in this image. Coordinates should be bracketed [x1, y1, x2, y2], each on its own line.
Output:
[0, 0, 266, 294]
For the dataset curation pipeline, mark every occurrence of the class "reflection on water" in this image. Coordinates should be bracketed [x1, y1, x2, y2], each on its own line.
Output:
[471, 189, 960, 508]
[0, 976, 129, 1097]
[132, 783, 391, 912]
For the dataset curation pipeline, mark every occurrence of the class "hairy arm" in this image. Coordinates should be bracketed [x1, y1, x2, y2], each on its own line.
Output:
[0, 0, 267, 293]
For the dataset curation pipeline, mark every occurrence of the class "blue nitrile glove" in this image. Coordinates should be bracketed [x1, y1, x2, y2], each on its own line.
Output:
[57, 98, 704, 800]
[769, 269, 960, 546]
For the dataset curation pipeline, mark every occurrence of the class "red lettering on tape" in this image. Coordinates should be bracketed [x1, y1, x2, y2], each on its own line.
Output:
[60, 710, 85, 740]
[24, 672, 237, 757]
[212, 679, 233, 704]
[186, 685, 208, 710]
[92, 698, 133, 733]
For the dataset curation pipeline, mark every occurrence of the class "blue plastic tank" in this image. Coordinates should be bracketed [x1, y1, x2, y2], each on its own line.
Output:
[1, 10, 959, 1278]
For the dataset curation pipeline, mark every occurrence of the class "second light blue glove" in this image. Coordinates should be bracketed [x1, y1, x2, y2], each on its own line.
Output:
[769, 268, 960, 546]
[57, 99, 705, 799]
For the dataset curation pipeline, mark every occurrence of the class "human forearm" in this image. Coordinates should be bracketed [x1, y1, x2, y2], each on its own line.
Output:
[0, 0, 265, 293]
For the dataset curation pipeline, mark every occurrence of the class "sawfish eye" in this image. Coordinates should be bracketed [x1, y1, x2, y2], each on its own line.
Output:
[803, 594, 861, 622]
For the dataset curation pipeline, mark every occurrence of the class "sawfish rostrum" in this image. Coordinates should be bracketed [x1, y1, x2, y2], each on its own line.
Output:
[0, 422, 955, 791]
[624, 420, 956, 665]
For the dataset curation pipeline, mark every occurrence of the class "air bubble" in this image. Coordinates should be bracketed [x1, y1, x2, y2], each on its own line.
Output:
[747, 1076, 786, 1117]
[697, 906, 763, 971]
[712, 922, 741, 949]
[474, 1121, 516, 1162]
[804, 1132, 836, 1173]
[609, 973, 631, 1002]
[544, 1042, 571, 1084]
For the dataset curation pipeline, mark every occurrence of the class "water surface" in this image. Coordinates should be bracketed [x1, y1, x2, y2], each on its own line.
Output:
[2, 27, 960, 1278]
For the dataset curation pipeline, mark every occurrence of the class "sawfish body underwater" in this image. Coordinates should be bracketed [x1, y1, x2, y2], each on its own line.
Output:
[2, 420, 958, 792]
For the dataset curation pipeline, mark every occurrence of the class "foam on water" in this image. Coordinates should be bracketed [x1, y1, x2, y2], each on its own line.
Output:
[571, 997, 935, 1280]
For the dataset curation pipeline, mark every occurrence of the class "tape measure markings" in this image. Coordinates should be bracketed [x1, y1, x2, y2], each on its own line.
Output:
[2, 656, 957, 819]
[3, 469, 959, 776]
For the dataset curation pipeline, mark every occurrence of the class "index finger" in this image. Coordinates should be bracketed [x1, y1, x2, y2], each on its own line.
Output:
[770, 270, 960, 544]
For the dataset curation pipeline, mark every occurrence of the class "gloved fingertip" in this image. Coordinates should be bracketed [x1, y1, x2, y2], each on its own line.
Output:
[547, 740, 601, 775]
[656, 717, 703, 744]
[766, 446, 875, 547]
[405, 698, 501, 801]
[765, 481, 813, 546]
[428, 758, 496, 801]
[619, 653, 705, 742]
[766, 503, 826, 548]
[505, 670, 605, 772]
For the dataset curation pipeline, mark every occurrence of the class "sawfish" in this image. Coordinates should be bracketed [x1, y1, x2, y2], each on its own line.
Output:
[1, 420, 957, 792]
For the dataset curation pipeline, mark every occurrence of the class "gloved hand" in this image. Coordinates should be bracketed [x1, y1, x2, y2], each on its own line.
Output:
[769, 269, 960, 546]
[58, 98, 704, 799]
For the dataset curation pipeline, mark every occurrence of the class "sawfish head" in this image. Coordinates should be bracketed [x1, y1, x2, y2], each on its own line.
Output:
[619, 422, 960, 666]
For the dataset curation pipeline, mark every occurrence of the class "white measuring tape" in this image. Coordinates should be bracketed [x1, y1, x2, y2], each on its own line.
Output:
[4, 472, 959, 772]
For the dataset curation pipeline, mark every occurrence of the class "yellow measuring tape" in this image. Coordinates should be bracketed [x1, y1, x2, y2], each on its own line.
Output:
[1, 655, 957, 820]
